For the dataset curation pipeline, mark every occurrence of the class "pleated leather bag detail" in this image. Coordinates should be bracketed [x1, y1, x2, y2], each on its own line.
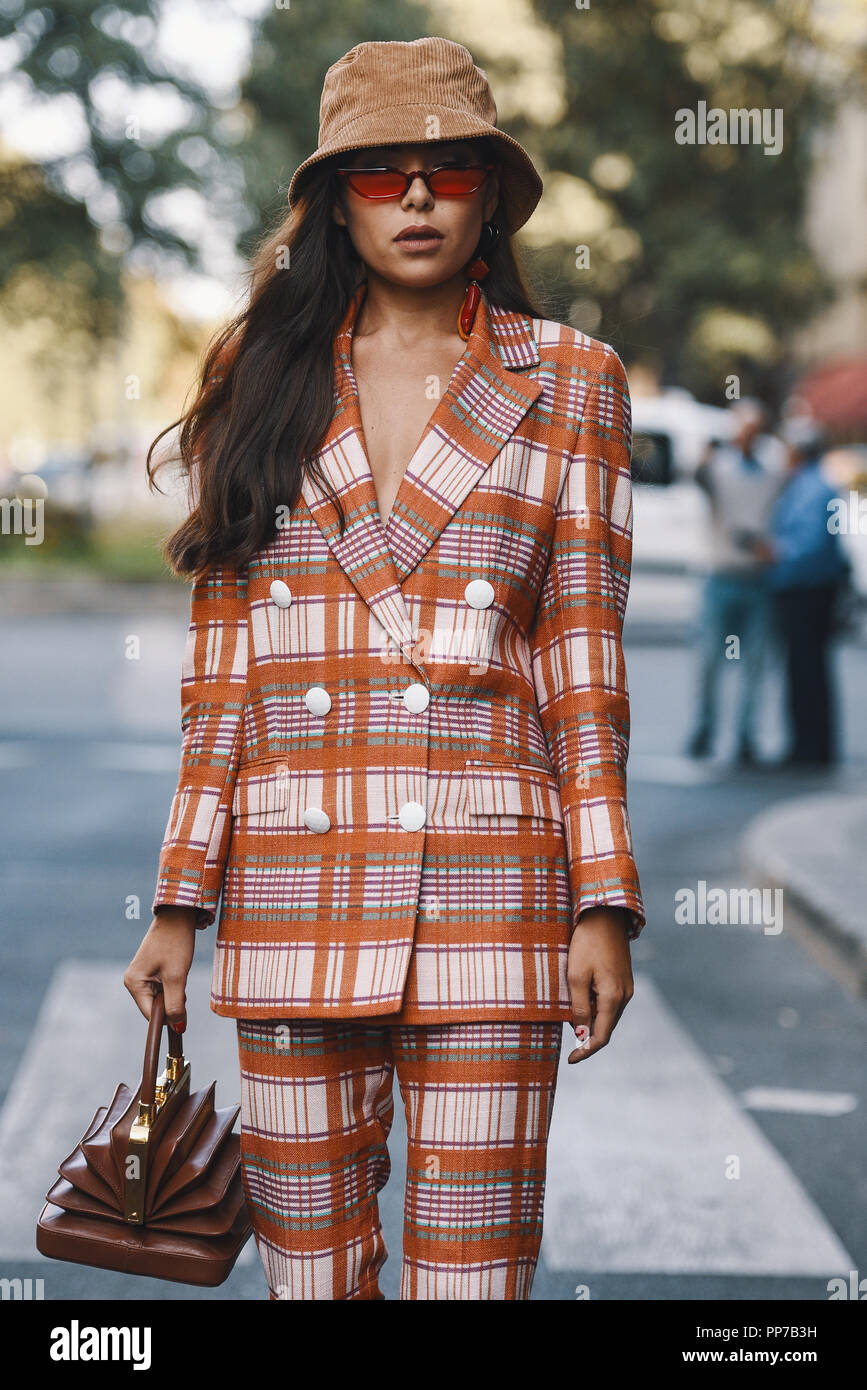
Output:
[35, 989, 253, 1286]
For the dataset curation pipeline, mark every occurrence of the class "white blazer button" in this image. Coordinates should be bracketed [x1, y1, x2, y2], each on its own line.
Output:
[398, 800, 426, 832]
[303, 806, 330, 833]
[402, 682, 430, 713]
[464, 578, 495, 609]
[304, 686, 331, 715]
[270, 580, 292, 608]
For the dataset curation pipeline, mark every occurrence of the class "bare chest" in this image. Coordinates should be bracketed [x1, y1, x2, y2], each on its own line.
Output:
[351, 342, 465, 527]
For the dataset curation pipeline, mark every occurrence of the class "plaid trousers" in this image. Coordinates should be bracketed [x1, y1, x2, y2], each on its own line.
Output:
[236, 1018, 563, 1299]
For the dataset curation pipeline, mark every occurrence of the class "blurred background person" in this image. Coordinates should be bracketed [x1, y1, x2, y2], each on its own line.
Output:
[686, 399, 786, 764]
[760, 416, 851, 767]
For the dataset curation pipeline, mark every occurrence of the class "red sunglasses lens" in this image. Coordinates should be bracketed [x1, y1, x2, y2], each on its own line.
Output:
[344, 170, 408, 197]
[343, 166, 488, 198]
[428, 167, 486, 195]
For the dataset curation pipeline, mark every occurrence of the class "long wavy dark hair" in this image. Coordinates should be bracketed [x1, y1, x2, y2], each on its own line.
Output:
[147, 136, 546, 577]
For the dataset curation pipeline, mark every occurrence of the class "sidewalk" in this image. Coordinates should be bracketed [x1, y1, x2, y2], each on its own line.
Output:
[0, 573, 189, 614]
[743, 791, 867, 994]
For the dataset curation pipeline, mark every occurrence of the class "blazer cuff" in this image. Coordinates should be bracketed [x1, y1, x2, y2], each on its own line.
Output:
[152, 859, 222, 930]
[573, 877, 646, 939]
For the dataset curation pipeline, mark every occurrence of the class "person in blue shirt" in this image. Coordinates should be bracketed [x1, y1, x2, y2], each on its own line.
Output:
[760, 417, 850, 765]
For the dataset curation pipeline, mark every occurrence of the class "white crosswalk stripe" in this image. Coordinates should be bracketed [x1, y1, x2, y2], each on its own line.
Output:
[0, 963, 853, 1279]
[541, 977, 852, 1275]
[740, 1086, 858, 1117]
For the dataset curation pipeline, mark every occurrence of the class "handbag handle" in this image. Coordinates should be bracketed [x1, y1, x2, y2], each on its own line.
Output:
[139, 987, 185, 1113]
[124, 988, 187, 1223]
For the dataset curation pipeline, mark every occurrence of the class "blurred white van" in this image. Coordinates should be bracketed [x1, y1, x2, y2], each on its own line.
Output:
[629, 389, 731, 571]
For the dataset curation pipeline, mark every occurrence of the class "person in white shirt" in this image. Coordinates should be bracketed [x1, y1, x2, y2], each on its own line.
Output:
[686, 399, 786, 764]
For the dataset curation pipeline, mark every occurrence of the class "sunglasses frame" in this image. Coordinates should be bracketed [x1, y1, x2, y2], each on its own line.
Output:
[337, 161, 495, 200]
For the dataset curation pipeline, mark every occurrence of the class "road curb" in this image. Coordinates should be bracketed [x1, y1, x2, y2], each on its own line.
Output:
[742, 791, 867, 995]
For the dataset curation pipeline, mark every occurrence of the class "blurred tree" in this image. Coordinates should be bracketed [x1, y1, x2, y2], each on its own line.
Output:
[521, 0, 840, 400]
[0, 0, 218, 316]
[231, 0, 433, 255]
[0, 150, 119, 334]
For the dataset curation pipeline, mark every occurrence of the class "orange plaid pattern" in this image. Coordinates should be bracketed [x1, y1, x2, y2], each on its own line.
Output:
[153, 282, 645, 1019]
[236, 1018, 562, 1299]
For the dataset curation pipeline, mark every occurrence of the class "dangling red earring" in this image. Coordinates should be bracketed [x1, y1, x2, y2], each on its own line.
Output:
[458, 221, 500, 340]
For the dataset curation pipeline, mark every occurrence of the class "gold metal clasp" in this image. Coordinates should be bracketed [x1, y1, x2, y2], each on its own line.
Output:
[154, 1051, 183, 1107]
[123, 1048, 187, 1224]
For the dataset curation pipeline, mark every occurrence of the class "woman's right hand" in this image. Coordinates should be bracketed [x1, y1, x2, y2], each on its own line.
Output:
[124, 908, 198, 1032]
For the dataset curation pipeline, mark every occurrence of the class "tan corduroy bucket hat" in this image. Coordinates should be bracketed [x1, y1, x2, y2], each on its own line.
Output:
[287, 37, 544, 234]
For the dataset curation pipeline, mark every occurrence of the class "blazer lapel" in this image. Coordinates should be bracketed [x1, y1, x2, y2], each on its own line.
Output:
[383, 292, 542, 578]
[300, 280, 542, 669]
[300, 284, 418, 665]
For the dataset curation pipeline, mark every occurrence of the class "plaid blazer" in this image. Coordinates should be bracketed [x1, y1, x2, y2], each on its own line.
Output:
[152, 282, 646, 1021]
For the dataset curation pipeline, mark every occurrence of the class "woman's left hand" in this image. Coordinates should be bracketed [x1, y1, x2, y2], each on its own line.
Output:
[565, 906, 634, 1064]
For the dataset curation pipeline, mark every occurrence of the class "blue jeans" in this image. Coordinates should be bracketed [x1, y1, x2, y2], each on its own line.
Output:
[690, 572, 770, 750]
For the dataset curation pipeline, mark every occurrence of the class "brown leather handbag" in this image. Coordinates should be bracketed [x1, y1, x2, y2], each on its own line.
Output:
[35, 988, 253, 1286]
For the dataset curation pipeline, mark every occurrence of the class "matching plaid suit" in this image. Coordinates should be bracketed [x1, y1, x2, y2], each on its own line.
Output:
[151, 282, 645, 1296]
[152, 281, 645, 1021]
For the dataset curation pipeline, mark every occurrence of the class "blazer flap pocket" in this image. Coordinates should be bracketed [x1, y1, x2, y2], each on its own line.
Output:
[232, 760, 291, 817]
[465, 759, 564, 823]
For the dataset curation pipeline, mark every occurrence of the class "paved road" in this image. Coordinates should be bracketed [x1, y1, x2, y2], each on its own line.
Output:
[1, 606, 865, 1300]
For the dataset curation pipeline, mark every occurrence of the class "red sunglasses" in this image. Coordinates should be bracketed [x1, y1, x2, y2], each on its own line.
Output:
[337, 162, 494, 200]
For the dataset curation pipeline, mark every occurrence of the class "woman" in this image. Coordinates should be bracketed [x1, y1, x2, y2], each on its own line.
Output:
[126, 36, 646, 1301]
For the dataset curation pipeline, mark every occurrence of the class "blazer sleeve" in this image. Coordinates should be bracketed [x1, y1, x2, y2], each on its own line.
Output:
[529, 346, 646, 938]
[152, 563, 248, 929]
